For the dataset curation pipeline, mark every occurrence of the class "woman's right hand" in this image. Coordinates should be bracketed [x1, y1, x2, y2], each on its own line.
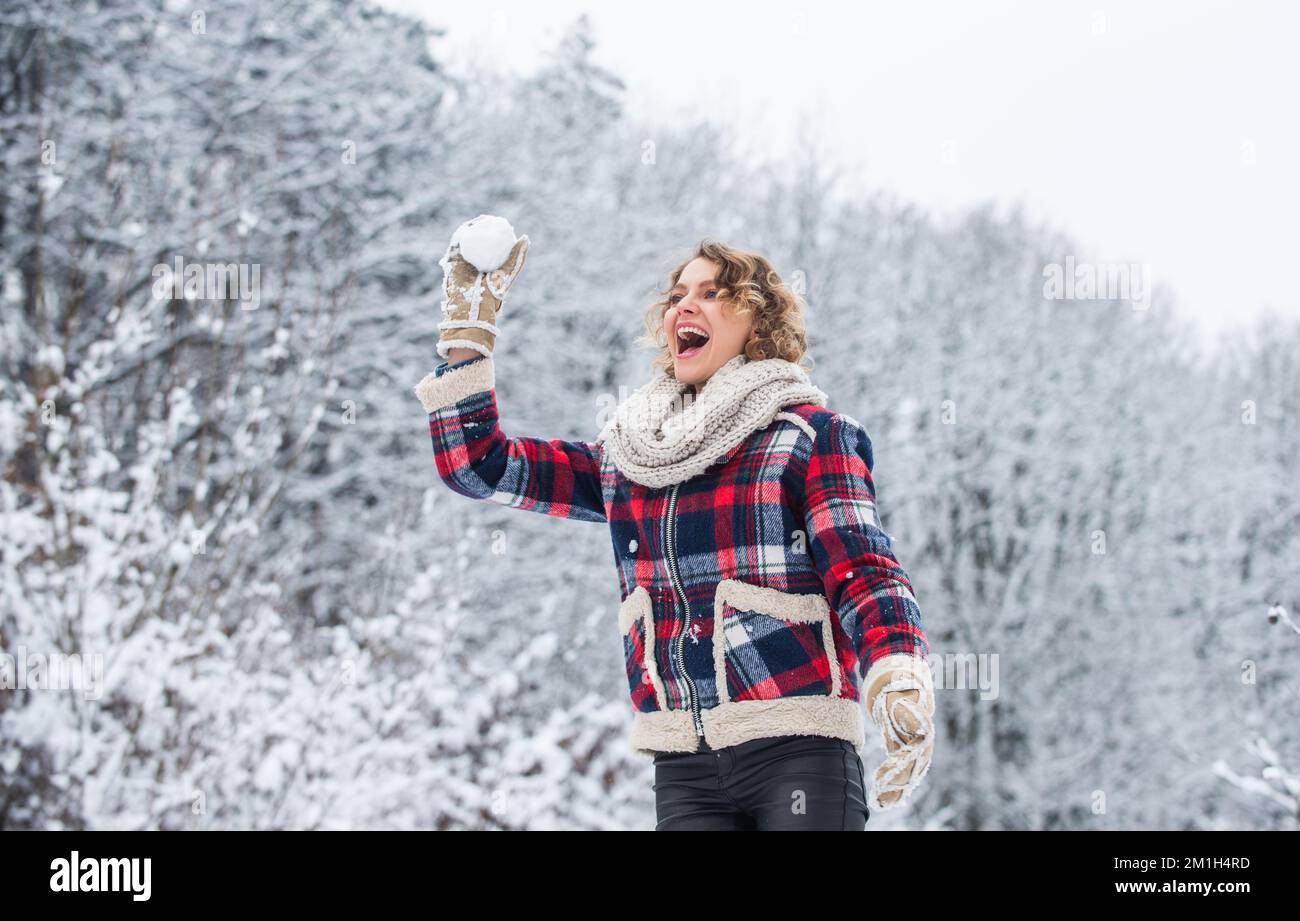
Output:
[436, 216, 530, 362]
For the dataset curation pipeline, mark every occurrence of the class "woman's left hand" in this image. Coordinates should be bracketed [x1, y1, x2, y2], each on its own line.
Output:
[864, 656, 936, 809]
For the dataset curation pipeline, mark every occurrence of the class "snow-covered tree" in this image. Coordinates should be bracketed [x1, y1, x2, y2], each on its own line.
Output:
[2, 0, 1293, 830]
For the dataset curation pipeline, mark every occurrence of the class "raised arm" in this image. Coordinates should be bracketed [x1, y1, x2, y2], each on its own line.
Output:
[413, 353, 606, 523]
[412, 215, 607, 523]
[413, 353, 605, 525]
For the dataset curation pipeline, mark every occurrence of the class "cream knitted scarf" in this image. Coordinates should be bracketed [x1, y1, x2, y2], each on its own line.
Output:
[596, 354, 829, 488]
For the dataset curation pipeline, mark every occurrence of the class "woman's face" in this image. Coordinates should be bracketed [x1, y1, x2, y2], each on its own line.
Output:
[665, 257, 755, 390]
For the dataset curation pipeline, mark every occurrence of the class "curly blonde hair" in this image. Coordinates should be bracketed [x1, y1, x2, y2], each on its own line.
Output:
[637, 239, 814, 380]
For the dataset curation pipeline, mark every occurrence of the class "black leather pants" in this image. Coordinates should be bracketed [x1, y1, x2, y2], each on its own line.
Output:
[652, 734, 870, 831]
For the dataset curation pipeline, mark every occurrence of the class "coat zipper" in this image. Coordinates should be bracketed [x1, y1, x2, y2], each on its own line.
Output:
[664, 483, 706, 741]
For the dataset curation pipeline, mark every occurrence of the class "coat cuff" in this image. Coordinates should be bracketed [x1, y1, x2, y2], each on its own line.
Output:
[412, 354, 495, 413]
[863, 652, 933, 728]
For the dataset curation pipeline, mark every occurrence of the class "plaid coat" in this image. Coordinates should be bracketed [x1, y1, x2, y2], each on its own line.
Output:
[414, 354, 930, 758]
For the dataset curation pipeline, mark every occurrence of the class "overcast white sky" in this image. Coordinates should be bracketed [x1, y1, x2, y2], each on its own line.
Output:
[379, 0, 1298, 346]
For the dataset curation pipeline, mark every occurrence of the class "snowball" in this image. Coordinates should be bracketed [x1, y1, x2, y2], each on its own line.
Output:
[452, 214, 518, 272]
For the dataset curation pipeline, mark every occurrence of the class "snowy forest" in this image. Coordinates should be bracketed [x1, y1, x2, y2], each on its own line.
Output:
[2, 0, 1297, 830]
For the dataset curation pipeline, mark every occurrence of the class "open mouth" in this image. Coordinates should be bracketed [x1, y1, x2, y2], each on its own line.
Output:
[675, 323, 711, 359]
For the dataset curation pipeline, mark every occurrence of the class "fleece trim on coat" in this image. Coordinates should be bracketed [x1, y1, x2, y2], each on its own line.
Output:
[712, 578, 843, 703]
[629, 698, 867, 758]
[413, 353, 495, 413]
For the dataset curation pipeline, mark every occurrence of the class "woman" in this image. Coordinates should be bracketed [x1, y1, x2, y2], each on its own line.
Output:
[413, 220, 936, 830]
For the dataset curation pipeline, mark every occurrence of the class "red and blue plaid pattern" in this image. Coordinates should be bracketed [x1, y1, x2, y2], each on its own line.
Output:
[799, 408, 930, 679]
[423, 355, 929, 727]
[622, 617, 660, 712]
[721, 603, 836, 700]
[427, 355, 605, 522]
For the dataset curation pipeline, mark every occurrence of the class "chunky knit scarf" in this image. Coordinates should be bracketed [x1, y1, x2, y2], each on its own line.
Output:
[596, 354, 829, 488]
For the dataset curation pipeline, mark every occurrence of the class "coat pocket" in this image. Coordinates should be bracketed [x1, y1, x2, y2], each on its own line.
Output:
[713, 579, 840, 704]
[619, 585, 665, 712]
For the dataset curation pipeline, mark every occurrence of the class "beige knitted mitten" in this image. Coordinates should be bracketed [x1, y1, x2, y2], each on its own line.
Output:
[864, 654, 936, 809]
[436, 217, 530, 361]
